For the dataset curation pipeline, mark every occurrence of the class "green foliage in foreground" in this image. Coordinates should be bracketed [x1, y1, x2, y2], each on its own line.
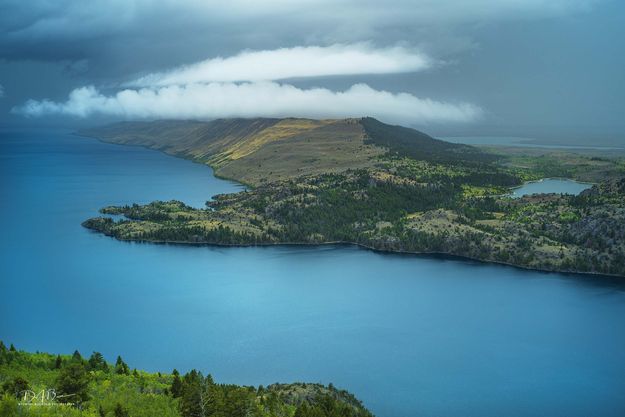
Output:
[0, 342, 373, 417]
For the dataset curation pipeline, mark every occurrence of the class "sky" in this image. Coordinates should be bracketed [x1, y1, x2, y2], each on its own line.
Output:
[1, 0, 624, 142]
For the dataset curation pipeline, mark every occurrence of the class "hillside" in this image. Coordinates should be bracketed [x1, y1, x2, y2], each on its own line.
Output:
[79, 117, 492, 186]
[0, 342, 374, 417]
[360, 117, 495, 163]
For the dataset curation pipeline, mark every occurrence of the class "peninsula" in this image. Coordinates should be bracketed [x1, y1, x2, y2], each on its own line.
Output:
[80, 117, 625, 277]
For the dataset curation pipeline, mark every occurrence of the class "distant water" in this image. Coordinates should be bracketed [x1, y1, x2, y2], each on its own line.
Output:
[2, 129, 625, 417]
[440, 136, 625, 150]
[512, 178, 593, 198]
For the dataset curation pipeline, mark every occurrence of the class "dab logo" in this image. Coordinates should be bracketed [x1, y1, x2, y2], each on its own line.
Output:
[19, 389, 74, 406]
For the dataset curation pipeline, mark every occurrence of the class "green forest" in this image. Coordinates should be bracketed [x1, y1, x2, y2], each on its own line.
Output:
[0, 342, 373, 417]
[83, 168, 625, 277]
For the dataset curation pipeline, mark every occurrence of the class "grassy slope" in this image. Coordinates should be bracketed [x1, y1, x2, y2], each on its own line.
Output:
[217, 119, 383, 185]
[79, 117, 494, 186]
[80, 118, 370, 186]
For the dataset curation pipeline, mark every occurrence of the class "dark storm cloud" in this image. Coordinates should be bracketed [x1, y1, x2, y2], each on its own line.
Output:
[1, 0, 623, 141]
[1, 0, 601, 73]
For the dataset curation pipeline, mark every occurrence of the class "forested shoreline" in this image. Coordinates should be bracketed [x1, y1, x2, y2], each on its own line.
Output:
[83, 172, 625, 277]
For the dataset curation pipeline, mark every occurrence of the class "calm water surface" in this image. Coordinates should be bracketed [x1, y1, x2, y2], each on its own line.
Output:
[512, 178, 593, 198]
[2, 129, 625, 417]
[441, 136, 625, 150]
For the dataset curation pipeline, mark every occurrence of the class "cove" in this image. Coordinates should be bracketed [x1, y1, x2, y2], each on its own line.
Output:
[1, 129, 625, 417]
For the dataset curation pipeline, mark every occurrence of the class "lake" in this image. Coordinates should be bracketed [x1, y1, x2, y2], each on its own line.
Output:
[1, 129, 625, 417]
[512, 178, 593, 198]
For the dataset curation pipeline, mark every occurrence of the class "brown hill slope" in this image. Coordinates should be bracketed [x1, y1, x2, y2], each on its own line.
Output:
[79, 117, 490, 186]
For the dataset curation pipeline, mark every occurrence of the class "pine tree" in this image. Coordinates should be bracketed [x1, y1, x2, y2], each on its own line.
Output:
[0, 341, 6, 365]
[88, 352, 108, 372]
[171, 369, 183, 398]
[115, 356, 130, 375]
[180, 370, 203, 417]
[55, 355, 63, 369]
[56, 362, 90, 405]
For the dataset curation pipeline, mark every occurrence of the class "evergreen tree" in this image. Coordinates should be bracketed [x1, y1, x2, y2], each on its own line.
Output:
[115, 356, 130, 375]
[56, 362, 90, 405]
[8, 344, 16, 352]
[88, 352, 108, 372]
[221, 387, 252, 417]
[72, 350, 82, 362]
[170, 369, 183, 398]
[54, 355, 63, 369]
[180, 370, 204, 417]
[0, 342, 7, 365]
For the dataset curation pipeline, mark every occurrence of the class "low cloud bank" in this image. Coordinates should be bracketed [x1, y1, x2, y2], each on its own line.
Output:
[14, 82, 481, 124]
[15, 44, 482, 125]
[129, 44, 431, 86]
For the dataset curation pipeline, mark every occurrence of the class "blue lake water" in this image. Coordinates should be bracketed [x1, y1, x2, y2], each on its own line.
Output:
[2, 129, 625, 417]
[512, 178, 593, 198]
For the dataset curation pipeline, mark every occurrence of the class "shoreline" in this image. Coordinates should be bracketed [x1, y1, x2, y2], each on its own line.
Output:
[74, 131, 256, 189]
[508, 177, 595, 197]
[83, 224, 624, 279]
